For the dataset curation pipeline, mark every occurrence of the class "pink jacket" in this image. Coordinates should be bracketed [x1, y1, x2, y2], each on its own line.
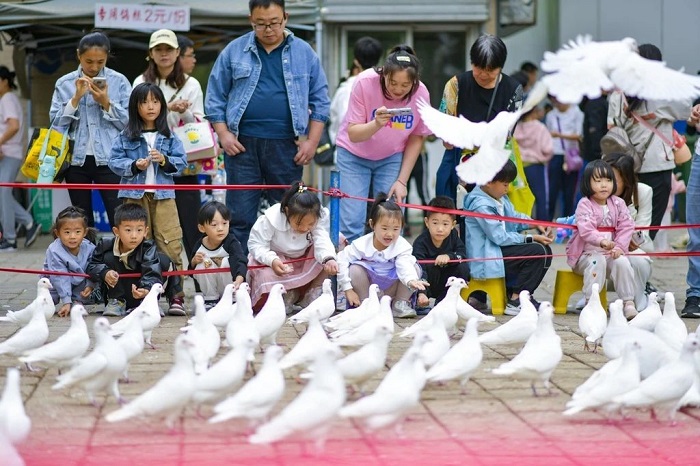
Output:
[513, 119, 554, 164]
[566, 196, 634, 268]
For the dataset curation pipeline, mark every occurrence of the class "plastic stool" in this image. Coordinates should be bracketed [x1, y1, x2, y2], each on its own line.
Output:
[552, 269, 607, 314]
[460, 277, 507, 316]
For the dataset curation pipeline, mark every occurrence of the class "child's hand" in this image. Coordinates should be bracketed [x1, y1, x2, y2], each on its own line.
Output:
[600, 239, 614, 250]
[57, 303, 71, 318]
[609, 247, 624, 259]
[538, 226, 554, 238]
[131, 284, 148, 300]
[105, 270, 119, 288]
[80, 286, 93, 298]
[408, 279, 430, 291]
[323, 259, 338, 275]
[434, 254, 451, 267]
[191, 252, 205, 266]
[233, 276, 245, 291]
[149, 149, 166, 166]
[533, 234, 553, 245]
[417, 292, 430, 308]
[345, 289, 361, 307]
[135, 158, 151, 170]
[271, 258, 292, 276]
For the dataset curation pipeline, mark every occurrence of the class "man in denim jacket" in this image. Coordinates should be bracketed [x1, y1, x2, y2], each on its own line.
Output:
[205, 0, 330, 252]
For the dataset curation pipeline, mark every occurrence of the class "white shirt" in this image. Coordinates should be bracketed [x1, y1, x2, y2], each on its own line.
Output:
[329, 75, 356, 144]
[545, 106, 584, 155]
[142, 131, 157, 192]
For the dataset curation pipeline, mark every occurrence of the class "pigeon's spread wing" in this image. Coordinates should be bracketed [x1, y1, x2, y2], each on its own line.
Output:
[540, 35, 597, 73]
[542, 63, 613, 104]
[417, 101, 486, 149]
[611, 54, 700, 102]
[455, 144, 512, 185]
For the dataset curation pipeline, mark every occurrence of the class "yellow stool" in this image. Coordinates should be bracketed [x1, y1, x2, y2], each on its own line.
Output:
[460, 277, 507, 316]
[552, 269, 607, 314]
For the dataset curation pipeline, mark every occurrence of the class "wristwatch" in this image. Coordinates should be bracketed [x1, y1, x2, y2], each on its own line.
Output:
[525, 234, 533, 243]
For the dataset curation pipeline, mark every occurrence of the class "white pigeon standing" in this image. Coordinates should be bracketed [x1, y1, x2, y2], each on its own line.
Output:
[19, 304, 90, 371]
[492, 302, 562, 396]
[540, 35, 700, 104]
[287, 279, 336, 325]
[334, 325, 394, 394]
[478, 290, 538, 347]
[225, 284, 259, 362]
[192, 337, 256, 409]
[563, 341, 641, 416]
[0, 297, 51, 358]
[0, 278, 54, 325]
[279, 312, 336, 370]
[613, 333, 700, 424]
[578, 283, 607, 352]
[186, 295, 222, 373]
[198, 283, 236, 329]
[52, 317, 128, 406]
[105, 334, 198, 428]
[629, 292, 662, 332]
[426, 318, 483, 394]
[0, 368, 31, 445]
[455, 293, 496, 328]
[115, 309, 147, 383]
[400, 277, 469, 338]
[254, 283, 287, 347]
[324, 284, 380, 332]
[249, 345, 345, 452]
[419, 313, 451, 368]
[654, 292, 688, 353]
[209, 345, 286, 427]
[331, 295, 394, 347]
[109, 283, 163, 349]
[339, 331, 430, 433]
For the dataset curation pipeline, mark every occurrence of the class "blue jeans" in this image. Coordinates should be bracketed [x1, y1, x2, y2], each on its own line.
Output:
[524, 163, 548, 220]
[686, 150, 700, 298]
[435, 148, 461, 201]
[548, 154, 579, 218]
[224, 135, 302, 253]
[0, 156, 34, 243]
[336, 147, 402, 242]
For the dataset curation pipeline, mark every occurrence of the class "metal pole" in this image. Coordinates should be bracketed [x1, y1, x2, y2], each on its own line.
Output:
[330, 169, 340, 308]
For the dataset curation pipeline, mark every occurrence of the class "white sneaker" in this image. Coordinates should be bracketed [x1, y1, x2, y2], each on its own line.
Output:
[392, 300, 417, 318]
[504, 299, 520, 316]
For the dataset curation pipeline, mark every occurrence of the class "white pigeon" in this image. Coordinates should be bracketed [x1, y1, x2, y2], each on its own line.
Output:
[196, 283, 236, 329]
[279, 312, 336, 370]
[287, 278, 336, 325]
[455, 293, 496, 328]
[492, 302, 562, 396]
[19, 304, 90, 372]
[0, 368, 31, 445]
[613, 333, 700, 424]
[417, 82, 548, 185]
[578, 283, 607, 352]
[426, 318, 483, 394]
[109, 283, 164, 349]
[419, 313, 451, 368]
[336, 325, 393, 394]
[603, 300, 676, 379]
[254, 283, 287, 347]
[192, 336, 256, 408]
[0, 297, 51, 357]
[653, 292, 688, 353]
[629, 292, 661, 332]
[331, 295, 394, 347]
[324, 284, 381, 332]
[115, 309, 147, 382]
[225, 284, 259, 361]
[209, 345, 286, 426]
[249, 345, 345, 451]
[540, 35, 700, 104]
[0, 278, 54, 325]
[339, 332, 429, 433]
[563, 341, 641, 416]
[478, 290, 538, 347]
[52, 317, 128, 406]
[400, 276, 469, 338]
[105, 334, 198, 428]
[186, 295, 222, 374]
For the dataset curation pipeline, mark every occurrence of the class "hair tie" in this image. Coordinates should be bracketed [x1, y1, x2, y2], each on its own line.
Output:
[396, 55, 411, 63]
[297, 184, 308, 194]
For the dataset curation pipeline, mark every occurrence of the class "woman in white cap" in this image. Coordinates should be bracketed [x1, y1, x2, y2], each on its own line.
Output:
[133, 29, 205, 263]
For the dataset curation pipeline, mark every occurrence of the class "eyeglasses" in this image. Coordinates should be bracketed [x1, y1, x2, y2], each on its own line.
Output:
[252, 21, 284, 31]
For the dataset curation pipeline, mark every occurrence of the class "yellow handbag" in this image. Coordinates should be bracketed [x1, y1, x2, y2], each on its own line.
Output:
[21, 127, 73, 182]
[506, 138, 536, 216]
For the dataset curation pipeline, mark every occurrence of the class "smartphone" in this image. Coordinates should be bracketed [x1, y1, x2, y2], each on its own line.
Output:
[384, 107, 413, 116]
[92, 77, 107, 89]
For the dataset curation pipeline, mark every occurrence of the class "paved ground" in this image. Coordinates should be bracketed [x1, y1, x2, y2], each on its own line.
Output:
[1, 230, 700, 466]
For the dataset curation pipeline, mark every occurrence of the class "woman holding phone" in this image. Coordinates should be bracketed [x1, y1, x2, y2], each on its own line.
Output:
[335, 44, 431, 241]
[50, 31, 131, 228]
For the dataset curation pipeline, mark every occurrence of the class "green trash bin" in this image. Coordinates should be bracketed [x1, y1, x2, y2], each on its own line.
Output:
[30, 188, 52, 233]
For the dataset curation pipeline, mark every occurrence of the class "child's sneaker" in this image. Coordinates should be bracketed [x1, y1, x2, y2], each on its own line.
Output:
[103, 298, 126, 317]
[392, 300, 417, 318]
[168, 296, 187, 316]
[335, 291, 347, 311]
[505, 298, 520, 316]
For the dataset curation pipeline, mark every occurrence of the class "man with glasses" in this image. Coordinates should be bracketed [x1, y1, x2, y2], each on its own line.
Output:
[205, 0, 330, 253]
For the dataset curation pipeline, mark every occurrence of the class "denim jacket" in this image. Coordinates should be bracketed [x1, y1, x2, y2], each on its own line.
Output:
[109, 132, 187, 200]
[49, 67, 131, 166]
[205, 30, 330, 138]
[463, 186, 533, 279]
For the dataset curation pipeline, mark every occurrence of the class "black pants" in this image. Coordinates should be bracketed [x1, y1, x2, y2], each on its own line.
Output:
[501, 242, 552, 296]
[638, 170, 672, 240]
[423, 262, 470, 303]
[104, 253, 183, 310]
[64, 156, 122, 228]
[174, 175, 203, 256]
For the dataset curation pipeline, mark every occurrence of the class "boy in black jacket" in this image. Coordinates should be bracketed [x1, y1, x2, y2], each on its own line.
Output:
[87, 203, 185, 317]
[412, 196, 470, 314]
[188, 201, 247, 309]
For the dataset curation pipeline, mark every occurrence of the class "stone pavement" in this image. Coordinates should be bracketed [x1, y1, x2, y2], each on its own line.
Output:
[1, 231, 700, 466]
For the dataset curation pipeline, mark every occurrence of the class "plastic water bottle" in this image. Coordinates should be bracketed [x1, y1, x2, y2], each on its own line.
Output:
[37, 155, 56, 184]
[212, 170, 226, 204]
